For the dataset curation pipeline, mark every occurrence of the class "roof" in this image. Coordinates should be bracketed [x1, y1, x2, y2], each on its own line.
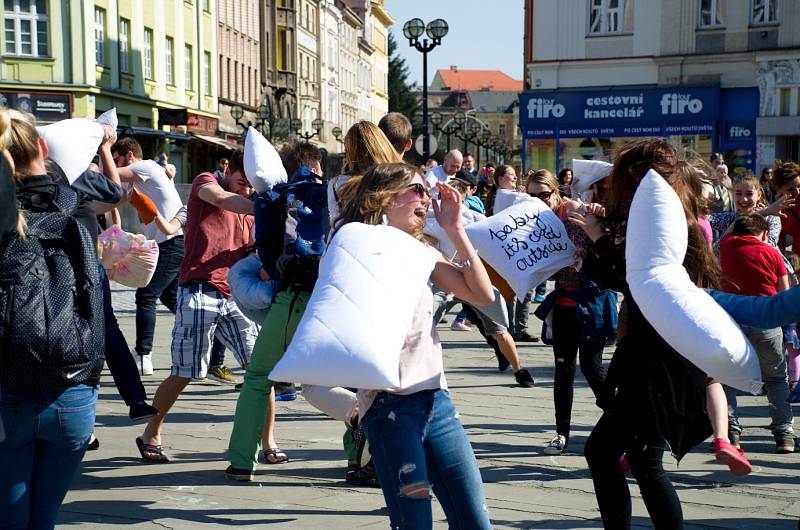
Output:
[467, 91, 519, 113]
[432, 69, 523, 92]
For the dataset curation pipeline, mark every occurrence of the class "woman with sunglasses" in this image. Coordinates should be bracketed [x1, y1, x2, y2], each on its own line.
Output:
[525, 169, 616, 456]
[335, 162, 494, 530]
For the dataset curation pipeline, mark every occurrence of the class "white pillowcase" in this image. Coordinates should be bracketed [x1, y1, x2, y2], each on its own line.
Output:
[423, 203, 485, 260]
[269, 223, 438, 390]
[244, 126, 287, 194]
[228, 253, 276, 325]
[572, 159, 613, 194]
[37, 119, 105, 184]
[465, 198, 576, 300]
[96, 108, 118, 130]
[492, 188, 530, 214]
[626, 169, 762, 394]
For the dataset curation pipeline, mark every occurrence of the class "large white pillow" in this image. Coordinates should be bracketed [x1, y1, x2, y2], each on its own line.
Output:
[37, 119, 104, 184]
[492, 188, 530, 214]
[572, 159, 613, 195]
[423, 203, 485, 260]
[244, 126, 287, 193]
[228, 253, 276, 325]
[96, 108, 118, 130]
[465, 198, 576, 300]
[626, 169, 762, 394]
[269, 223, 438, 389]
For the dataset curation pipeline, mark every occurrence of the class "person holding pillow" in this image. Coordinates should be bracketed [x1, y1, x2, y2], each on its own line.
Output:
[770, 161, 800, 251]
[525, 169, 616, 456]
[568, 138, 729, 529]
[333, 162, 494, 529]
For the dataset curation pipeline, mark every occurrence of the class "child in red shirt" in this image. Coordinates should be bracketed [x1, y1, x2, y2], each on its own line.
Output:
[719, 213, 795, 453]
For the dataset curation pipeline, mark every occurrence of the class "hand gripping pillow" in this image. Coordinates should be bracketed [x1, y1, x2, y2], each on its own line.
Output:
[269, 223, 438, 389]
[465, 199, 576, 301]
[96, 108, 118, 130]
[229, 253, 277, 324]
[626, 169, 762, 394]
[423, 204, 485, 260]
[244, 126, 287, 194]
[97, 224, 159, 288]
[37, 119, 104, 184]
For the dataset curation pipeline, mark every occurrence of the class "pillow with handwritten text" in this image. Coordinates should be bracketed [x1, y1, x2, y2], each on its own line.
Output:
[465, 198, 576, 300]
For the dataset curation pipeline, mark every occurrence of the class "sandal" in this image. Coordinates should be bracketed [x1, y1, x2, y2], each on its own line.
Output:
[263, 447, 289, 464]
[136, 436, 170, 463]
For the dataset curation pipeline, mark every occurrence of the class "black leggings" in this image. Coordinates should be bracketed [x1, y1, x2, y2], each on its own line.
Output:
[552, 305, 606, 440]
[584, 412, 683, 530]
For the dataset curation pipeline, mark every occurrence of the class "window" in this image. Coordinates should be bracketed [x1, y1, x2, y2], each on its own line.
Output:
[165, 37, 174, 84]
[203, 51, 211, 95]
[119, 18, 130, 73]
[144, 28, 154, 79]
[201, 0, 209, 11]
[588, 0, 625, 35]
[94, 8, 105, 64]
[699, 0, 724, 29]
[4, 0, 48, 56]
[185, 44, 192, 88]
[752, 0, 778, 25]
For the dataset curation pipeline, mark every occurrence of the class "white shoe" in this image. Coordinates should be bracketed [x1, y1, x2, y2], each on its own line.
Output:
[136, 353, 154, 376]
[544, 434, 566, 455]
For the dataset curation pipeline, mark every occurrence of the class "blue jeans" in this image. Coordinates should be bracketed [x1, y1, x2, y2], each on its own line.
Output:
[362, 389, 491, 530]
[135, 236, 183, 355]
[0, 384, 98, 529]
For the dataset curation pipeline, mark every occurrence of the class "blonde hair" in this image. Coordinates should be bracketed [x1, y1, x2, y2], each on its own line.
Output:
[0, 109, 41, 236]
[334, 162, 424, 241]
[343, 121, 402, 177]
[525, 168, 563, 211]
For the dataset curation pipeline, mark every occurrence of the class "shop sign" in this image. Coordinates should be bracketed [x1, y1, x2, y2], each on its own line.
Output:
[725, 121, 755, 142]
[187, 113, 219, 135]
[0, 90, 71, 123]
[520, 86, 720, 138]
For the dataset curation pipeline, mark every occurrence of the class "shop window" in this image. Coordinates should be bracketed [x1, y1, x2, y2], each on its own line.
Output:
[751, 0, 778, 26]
[4, 0, 48, 57]
[588, 0, 630, 36]
[119, 19, 130, 73]
[698, 0, 725, 29]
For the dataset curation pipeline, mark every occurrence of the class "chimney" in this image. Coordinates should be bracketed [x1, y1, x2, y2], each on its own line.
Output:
[450, 65, 458, 72]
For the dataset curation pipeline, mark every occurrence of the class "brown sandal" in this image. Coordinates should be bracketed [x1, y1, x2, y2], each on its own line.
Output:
[136, 436, 169, 463]
[264, 447, 289, 464]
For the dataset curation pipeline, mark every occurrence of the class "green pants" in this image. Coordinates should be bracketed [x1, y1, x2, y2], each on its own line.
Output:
[228, 289, 310, 471]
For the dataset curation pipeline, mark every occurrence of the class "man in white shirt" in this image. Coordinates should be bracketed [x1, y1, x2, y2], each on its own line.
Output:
[424, 149, 463, 190]
[112, 137, 185, 376]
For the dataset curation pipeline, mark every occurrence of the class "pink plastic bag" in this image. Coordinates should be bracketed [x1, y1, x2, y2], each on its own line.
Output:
[98, 224, 160, 288]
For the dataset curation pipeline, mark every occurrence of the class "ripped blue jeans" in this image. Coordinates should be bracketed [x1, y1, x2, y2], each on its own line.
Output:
[362, 389, 491, 530]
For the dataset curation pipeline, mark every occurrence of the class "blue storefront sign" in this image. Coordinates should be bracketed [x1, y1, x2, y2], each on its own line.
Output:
[519, 86, 721, 139]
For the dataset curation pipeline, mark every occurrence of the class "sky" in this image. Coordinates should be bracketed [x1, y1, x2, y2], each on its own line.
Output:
[384, 0, 524, 88]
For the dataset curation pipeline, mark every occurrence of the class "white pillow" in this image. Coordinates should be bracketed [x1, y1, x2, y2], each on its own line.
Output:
[626, 169, 762, 394]
[96, 108, 118, 130]
[572, 159, 613, 194]
[493, 188, 530, 214]
[244, 126, 287, 193]
[228, 253, 276, 325]
[269, 223, 438, 389]
[465, 198, 576, 301]
[37, 119, 104, 184]
[423, 203, 485, 260]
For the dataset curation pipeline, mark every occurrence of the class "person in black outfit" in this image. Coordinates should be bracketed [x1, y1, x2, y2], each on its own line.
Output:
[568, 138, 720, 529]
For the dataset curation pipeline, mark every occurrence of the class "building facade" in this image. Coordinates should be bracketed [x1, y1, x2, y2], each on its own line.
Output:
[296, 0, 321, 136]
[522, 0, 800, 174]
[337, 0, 362, 136]
[260, 0, 298, 139]
[318, 0, 341, 152]
[1, 0, 218, 180]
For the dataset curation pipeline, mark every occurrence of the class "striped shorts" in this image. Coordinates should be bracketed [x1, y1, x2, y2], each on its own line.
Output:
[170, 283, 259, 379]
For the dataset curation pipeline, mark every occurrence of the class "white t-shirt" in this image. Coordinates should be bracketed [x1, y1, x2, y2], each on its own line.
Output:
[128, 159, 184, 243]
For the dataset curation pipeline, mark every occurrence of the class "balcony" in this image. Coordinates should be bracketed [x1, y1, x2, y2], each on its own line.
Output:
[274, 70, 296, 91]
[276, 6, 295, 28]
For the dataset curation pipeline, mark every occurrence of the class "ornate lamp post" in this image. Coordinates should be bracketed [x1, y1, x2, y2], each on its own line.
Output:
[453, 112, 482, 155]
[403, 17, 448, 160]
[231, 100, 273, 140]
[429, 112, 458, 152]
[332, 126, 343, 144]
[292, 117, 324, 141]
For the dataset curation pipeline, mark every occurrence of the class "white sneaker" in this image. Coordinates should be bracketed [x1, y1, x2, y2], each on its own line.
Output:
[136, 353, 154, 376]
[544, 434, 566, 455]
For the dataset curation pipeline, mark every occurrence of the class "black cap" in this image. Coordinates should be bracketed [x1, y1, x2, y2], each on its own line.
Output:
[453, 169, 477, 187]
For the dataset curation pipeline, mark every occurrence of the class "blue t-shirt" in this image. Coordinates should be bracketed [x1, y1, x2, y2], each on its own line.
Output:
[464, 195, 485, 215]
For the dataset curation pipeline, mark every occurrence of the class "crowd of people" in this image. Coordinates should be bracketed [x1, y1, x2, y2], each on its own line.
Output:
[2, 105, 800, 529]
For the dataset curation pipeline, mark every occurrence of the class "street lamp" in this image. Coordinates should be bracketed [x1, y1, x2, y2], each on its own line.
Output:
[231, 102, 273, 140]
[403, 17, 448, 160]
[430, 112, 458, 152]
[474, 128, 493, 167]
[332, 126, 343, 144]
[454, 115, 483, 154]
[293, 117, 324, 141]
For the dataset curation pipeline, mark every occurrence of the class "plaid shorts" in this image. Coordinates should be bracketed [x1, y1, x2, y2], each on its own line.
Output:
[170, 283, 259, 379]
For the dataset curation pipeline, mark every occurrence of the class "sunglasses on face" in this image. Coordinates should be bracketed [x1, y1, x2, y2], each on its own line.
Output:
[407, 182, 430, 199]
[529, 190, 554, 201]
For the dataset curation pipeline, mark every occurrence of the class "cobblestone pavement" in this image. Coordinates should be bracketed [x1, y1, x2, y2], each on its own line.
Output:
[59, 310, 800, 529]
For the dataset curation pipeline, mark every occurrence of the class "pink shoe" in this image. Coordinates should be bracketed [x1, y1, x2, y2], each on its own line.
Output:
[713, 437, 752, 476]
[450, 320, 471, 331]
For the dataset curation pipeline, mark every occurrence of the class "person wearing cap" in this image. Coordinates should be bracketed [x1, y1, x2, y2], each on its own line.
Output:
[454, 168, 485, 215]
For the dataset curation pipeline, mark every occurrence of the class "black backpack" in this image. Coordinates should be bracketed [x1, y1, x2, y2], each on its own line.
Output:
[0, 184, 105, 395]
[254, 170, 329, 291]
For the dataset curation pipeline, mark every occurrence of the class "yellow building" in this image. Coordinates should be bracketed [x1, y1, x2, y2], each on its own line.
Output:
[367, 0, 392, 124]
[1, 0, 218, 180]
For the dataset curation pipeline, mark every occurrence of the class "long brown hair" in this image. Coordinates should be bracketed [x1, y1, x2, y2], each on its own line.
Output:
[605, 138, 720, 288]
[333, 162, 424, 241]
[485, 164, 514, 215]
